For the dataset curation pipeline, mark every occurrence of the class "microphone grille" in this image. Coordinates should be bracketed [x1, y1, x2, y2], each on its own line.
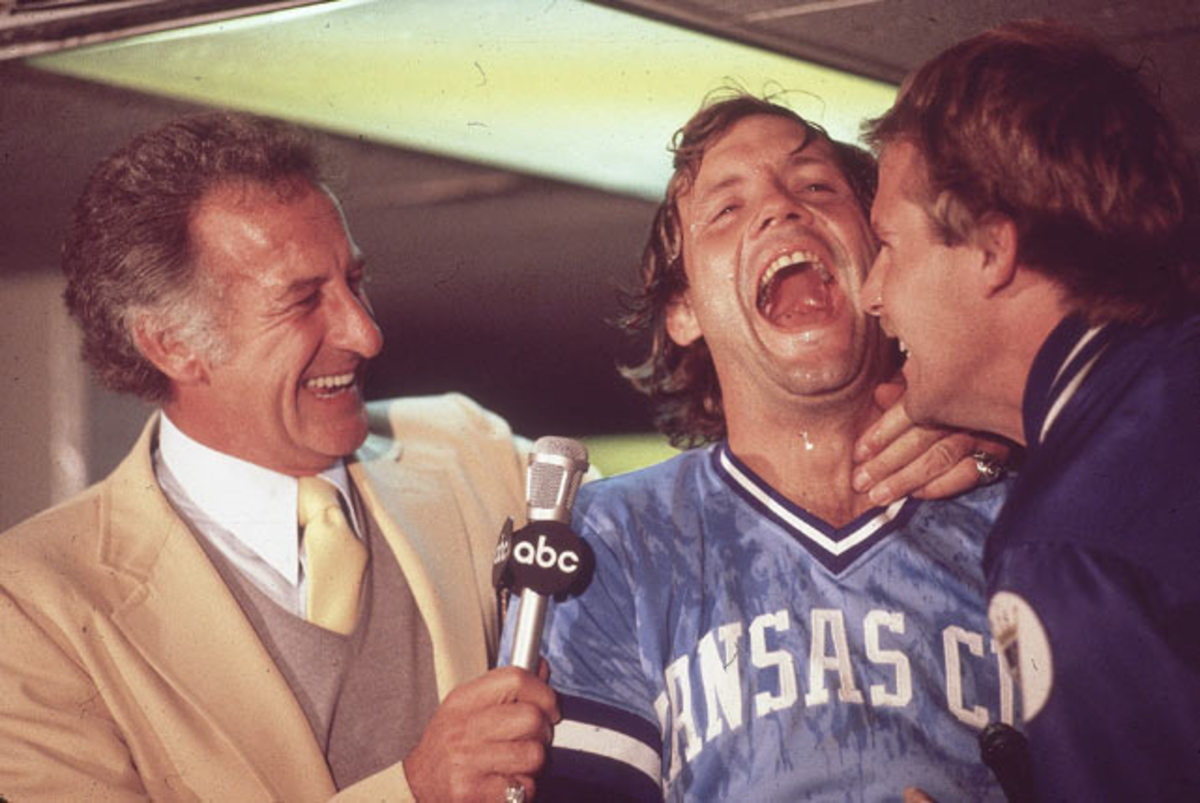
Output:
[528, 460, 567, 510]
[532, 436, 588, 462]
[528, 436, 589, 515]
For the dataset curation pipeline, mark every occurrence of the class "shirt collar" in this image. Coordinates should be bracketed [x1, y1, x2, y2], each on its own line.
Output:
[157, 412, 358, 585]
[1021, 313, 1114, 447]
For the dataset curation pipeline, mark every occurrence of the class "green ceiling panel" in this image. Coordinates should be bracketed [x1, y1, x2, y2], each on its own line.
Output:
[32, 0, 896, 199]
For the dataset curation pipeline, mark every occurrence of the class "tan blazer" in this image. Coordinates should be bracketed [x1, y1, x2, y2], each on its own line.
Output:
[0, 394, 528, 802]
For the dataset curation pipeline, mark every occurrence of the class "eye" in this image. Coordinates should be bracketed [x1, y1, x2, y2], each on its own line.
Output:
[710, 203, 740, 223]
[347, 268, 370, 296]
[294, 290, 320, 310]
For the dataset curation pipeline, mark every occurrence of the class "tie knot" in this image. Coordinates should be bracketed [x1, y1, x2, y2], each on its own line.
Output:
[297, 476, 343, 528]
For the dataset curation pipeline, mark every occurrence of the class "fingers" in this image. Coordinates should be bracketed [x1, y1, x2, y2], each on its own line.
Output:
[973, 433, 1015, 468]
[444, 665, 560, 723]
[484, 735, 548, 777]
[404, 667, 558, 802]
[872, 377, 906, 411]
[516, 666, 560, 723]
[497, 774, 536, 803]
[909, 455, 984, 501]
[439, 771, 538, 803]
[854, 389, 918, 465]
[855, 426, 975, 506]
[470, 700, 555, 745]
[855, 381, 1014, 505]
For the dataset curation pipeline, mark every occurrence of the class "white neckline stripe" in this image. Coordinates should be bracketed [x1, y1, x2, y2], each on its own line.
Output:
[718, 449, 907, 557]
[1051, 324, 1104, 389]
[552, 719, 661, 786]
[1041, 331, 1110, 443]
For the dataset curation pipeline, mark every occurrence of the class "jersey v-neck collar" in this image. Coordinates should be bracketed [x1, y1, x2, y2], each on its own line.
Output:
[712, 442, 917, 574]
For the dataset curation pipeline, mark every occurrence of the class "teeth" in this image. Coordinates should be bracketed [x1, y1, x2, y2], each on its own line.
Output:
[305, 372, 355, 391]
[898, 340, 909, 356]
[760, 250, 831, 294]
[758, 250, 832, 310]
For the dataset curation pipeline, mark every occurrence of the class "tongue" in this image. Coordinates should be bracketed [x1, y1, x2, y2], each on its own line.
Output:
[761, 266, 833, 329]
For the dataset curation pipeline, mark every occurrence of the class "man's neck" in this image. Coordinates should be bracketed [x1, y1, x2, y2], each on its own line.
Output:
[958, 276, 1073, 446]
[725, 391, 881, 527]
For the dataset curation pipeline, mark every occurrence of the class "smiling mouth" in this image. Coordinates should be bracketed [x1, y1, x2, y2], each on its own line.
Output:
[756, 250, 835, 330]
[304, 371, 357, 398]
[879, 320, 908, 358]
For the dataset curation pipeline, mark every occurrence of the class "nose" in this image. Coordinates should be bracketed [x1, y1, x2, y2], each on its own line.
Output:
[331, 283, 384, 358]
[862, 254, 885, 317]
[755, 179, 813, 234]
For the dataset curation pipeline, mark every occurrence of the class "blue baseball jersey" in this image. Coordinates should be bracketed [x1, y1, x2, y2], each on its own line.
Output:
[985, 313, 1200, 800]
[503, 444, 1011, 801]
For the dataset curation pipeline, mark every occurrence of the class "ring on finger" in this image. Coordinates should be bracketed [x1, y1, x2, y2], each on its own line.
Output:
[504, 781, 526, 803]
[971, 450, 1005, 485]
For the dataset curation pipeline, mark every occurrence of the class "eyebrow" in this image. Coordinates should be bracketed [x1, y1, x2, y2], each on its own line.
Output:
[692, 174, 744, 207]
[276, 276, 324, 304]
[693, 145, 840, 204]
[788, 142, 824, 162]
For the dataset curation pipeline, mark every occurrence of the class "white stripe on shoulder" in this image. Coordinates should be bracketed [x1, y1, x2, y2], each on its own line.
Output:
[553, 719, 661, 786]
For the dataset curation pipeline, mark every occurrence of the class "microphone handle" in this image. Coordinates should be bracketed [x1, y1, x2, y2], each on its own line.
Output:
[509, 589, 549, 671]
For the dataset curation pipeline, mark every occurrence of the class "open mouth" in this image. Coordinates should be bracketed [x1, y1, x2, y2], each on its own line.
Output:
[756, 250, 836, 330]
[303, 371, 357, 398]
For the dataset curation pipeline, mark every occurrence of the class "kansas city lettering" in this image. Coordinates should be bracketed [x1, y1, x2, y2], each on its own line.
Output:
[654, 607, 1016, 781]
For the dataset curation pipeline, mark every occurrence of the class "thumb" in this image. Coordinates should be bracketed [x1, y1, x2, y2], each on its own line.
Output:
[873, 378, 905, 411]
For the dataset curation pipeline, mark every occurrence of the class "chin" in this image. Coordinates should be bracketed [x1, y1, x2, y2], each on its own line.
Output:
[335, 426, 371, 457]
[311, 419, 370, 461]
[899, 383, 937, 427]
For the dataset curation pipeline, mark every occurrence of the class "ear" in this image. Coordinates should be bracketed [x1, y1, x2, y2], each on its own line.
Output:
[130, 314, 209, 385]
[975, 214, 1019, 295]
[665, 291, 702, 347]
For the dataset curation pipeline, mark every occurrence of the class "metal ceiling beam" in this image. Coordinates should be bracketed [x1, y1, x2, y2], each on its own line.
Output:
[0, 0, 333, 59]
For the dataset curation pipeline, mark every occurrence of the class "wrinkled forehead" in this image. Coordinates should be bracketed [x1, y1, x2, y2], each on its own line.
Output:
[683, 116, 837, 199]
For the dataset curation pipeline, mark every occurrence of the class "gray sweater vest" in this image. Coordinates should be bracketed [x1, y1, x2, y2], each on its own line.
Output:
[197, 489, 439, 789]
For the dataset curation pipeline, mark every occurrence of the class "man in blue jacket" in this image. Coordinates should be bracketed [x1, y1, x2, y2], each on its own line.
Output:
[863, 20, 1200, 799]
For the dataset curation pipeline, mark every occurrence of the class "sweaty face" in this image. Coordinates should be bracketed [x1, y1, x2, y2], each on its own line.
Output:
[178, 181, 383, 475]
[670, 115, 884, 414]
[863, 142, 988, 428]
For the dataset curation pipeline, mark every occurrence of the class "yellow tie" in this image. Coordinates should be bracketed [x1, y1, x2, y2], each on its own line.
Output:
[297, 476, 367, 635]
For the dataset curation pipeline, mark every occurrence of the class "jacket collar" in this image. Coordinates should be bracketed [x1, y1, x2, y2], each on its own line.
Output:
[101, 414, 338, 799]
[350, 431, 489, 694]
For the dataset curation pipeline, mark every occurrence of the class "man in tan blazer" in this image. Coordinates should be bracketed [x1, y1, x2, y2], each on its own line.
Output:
[0, 112, 556, 802]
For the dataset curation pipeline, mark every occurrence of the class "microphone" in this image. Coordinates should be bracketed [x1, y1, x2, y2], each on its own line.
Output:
[979, 722, 1034, 803]
[507, 436, 593, 671]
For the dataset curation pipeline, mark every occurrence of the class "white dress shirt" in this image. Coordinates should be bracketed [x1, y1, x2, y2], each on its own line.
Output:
[153, 412, 363, 618]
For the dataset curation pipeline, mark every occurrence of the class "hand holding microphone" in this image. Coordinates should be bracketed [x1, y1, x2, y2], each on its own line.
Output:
[407, 437, 591, 802]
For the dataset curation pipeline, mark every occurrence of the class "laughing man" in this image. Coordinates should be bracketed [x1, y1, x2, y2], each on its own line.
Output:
[504, 94, 1014, 801]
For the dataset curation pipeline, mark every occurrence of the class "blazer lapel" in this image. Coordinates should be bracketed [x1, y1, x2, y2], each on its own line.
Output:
[350, 436, 489, 696]
[103, 417, 335, 802]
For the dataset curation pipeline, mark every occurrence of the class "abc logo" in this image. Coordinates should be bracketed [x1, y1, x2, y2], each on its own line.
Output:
[513, 534, 580, 574]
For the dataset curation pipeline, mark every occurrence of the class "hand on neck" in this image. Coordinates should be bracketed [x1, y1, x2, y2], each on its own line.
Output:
[727, 394, 882, 527]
